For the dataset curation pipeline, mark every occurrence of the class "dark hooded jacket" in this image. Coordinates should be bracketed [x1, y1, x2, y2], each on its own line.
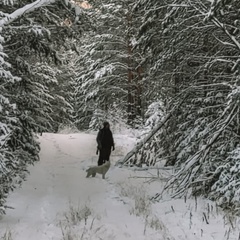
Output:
[96, 123, 114, 149]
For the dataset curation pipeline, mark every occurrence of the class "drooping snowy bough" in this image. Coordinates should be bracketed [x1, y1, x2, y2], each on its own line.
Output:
[0, 0, 56, 27]
[117, 96, 187, 166]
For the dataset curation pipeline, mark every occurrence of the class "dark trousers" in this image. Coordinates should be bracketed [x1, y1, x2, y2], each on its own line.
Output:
[98, 147, 111, 166]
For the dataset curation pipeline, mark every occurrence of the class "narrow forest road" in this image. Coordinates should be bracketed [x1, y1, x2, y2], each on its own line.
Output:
[0, 132, 170, 240]
[1, 132, 239, 240]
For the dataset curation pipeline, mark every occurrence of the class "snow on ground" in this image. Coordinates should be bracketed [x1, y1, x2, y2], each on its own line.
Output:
[0, 130, 240, 240]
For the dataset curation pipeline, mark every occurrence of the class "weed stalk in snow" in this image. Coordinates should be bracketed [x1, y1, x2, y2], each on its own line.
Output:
[1, 230, 13, 240]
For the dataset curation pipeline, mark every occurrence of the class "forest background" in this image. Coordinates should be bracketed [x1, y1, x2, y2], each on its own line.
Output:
[1, 0, 240, 216]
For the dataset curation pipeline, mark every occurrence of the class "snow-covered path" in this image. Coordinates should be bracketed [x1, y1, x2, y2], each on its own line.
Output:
[1, 132, 165, 240]
[2, 133, 106, 239]
[1, 132, 240, 240]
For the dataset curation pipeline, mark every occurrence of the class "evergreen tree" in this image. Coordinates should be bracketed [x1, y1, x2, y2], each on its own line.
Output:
[0, 28, 31, 214]
[130, 0, 240, 212]
[0, 0, 88, 213]
[74, 0, 144, 129]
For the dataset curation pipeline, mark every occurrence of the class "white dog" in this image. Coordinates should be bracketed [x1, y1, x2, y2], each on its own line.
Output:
[86, 161, 110, 179]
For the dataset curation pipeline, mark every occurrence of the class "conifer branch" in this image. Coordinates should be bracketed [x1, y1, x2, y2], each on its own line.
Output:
[0, 0, 56, 27]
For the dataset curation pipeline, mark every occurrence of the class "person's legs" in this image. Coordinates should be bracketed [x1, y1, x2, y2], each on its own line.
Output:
[102, 148, 108, 164]
[105, 148, 111, 161]
[99, 148, 111, 164]
[98, 149, 104, 166]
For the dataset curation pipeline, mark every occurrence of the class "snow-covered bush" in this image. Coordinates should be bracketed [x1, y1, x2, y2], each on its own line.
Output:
[133, 101, 165, 166]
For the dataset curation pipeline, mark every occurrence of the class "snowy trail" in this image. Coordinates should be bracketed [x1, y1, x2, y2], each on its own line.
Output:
[0, 132, 166, 240]
[1, 132, 239, 240]
[1, 133, 106, 239]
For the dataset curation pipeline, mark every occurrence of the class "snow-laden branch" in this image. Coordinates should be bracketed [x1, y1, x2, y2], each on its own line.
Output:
[161, 102, 239, 198]
[0, 0, 56, 27]
[191, 0, 240, 52]
[116, 97, 186, 166]
[211, 18, 240, 51]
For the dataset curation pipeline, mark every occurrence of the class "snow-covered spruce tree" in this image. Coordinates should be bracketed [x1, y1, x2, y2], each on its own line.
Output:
[0, 0, 87, 213]
[0, 29, 27, 214]
[161, 0, 240, 200]
[73, 0, 144, 129]
[133, 0, 240, 211]
[187, 0, 240, 211]
[120, 0, 205, 166]
[131, 0, 212, 166]
[1, 0, 87, 132]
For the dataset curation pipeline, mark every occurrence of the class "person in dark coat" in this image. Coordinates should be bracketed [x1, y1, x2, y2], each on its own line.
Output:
[96, 121, 115, 166]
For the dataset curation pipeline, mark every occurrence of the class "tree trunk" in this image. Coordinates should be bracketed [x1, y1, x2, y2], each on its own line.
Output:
[127, 11, 135, 124]
[136, 66, 143, 116]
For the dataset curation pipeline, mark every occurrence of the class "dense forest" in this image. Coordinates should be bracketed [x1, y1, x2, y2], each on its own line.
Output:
[1, 0, 240, 214]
